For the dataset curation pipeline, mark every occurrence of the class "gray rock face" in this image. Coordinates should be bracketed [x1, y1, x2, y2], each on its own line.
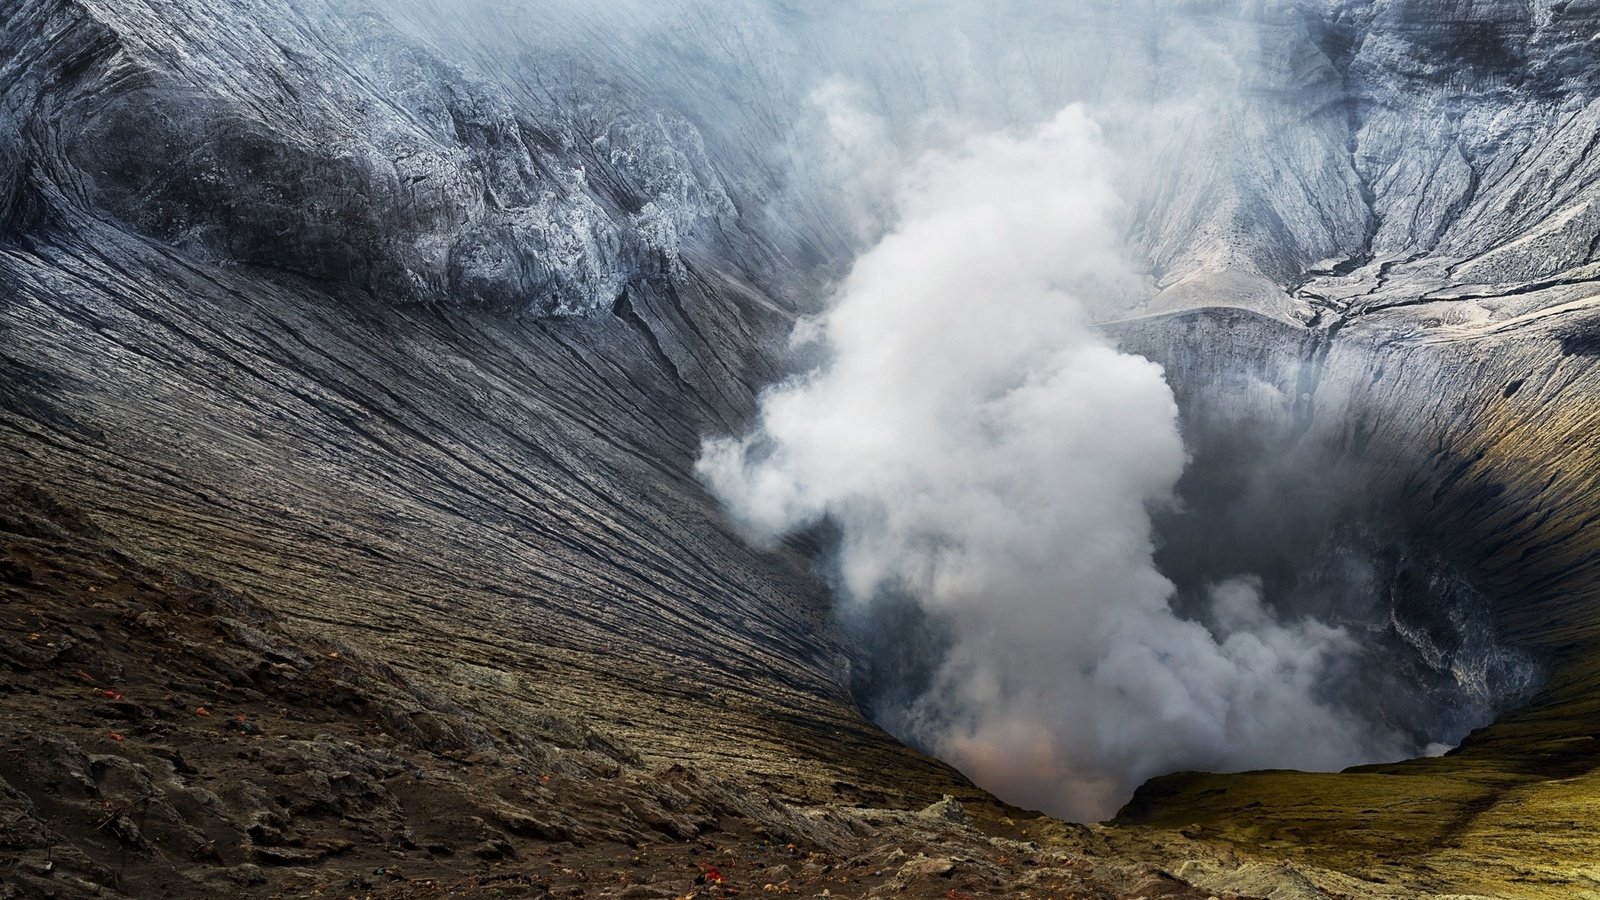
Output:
[1335, 1, 1600, 279]
[2, 0, 736, 314]
[19, 0, 1600, 323]
[0, 116, 20, 236]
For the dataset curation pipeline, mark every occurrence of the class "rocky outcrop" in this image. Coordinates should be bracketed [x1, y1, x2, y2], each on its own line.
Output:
[0, 0, 737, 314]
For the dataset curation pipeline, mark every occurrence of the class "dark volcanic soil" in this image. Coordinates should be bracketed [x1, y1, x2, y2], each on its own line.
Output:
[0, 485, 1237, 900]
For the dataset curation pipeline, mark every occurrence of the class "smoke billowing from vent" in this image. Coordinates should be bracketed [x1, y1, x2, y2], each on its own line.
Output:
[362, 0, 1540, 820]
[698, 106, 1404, 819]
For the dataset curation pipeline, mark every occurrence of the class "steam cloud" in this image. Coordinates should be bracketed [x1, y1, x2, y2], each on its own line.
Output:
[392, 0, 1528, 820]
[698, 105, 1404, 819]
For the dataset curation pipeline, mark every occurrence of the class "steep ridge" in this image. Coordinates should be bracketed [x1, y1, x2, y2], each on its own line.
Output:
[0, 2, 1003, 894]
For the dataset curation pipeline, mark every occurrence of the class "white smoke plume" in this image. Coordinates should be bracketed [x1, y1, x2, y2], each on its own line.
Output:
[698, 105, 1403, 820]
